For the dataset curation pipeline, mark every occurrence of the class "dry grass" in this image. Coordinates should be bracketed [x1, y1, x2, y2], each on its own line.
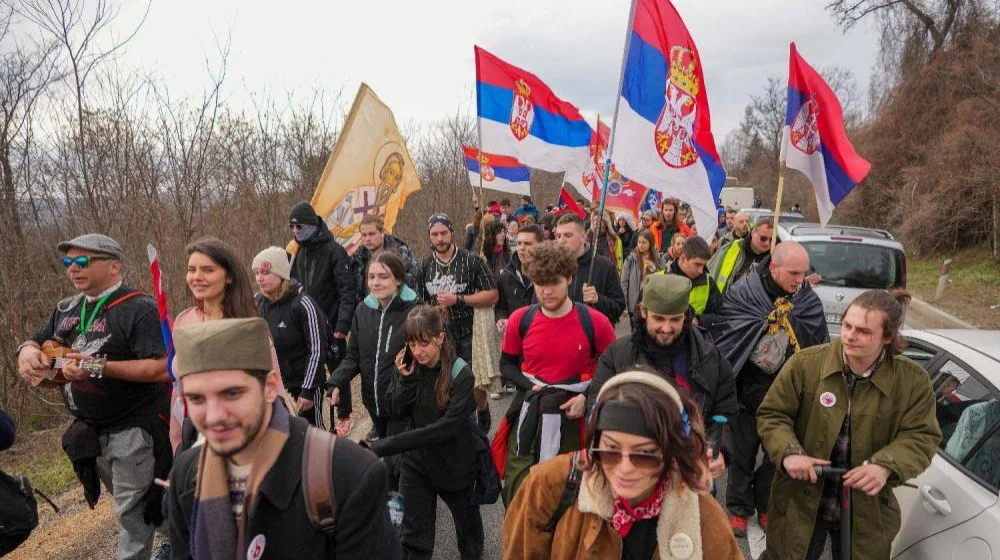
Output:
[907, 246, 1000, 328]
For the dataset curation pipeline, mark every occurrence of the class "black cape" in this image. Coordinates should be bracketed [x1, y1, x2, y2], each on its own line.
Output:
[712, 265, 829, 375]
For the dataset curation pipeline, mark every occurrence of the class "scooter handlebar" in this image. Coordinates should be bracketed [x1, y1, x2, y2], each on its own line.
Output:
[814, 466, 847, 477]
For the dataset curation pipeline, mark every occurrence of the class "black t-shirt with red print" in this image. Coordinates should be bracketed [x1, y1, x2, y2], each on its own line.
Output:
[32, 284, 168, 430]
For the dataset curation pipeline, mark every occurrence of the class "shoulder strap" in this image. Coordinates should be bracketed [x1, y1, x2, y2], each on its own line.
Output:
[517, 303, 541, 341]
[106, 291, 148, 310]
[543, 451, 583, 532]
[573, 303, 597, 359]
[302, 426, 338, 533]
[451, 357, 468, 380]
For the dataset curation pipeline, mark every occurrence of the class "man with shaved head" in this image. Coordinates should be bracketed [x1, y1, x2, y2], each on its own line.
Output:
[720, 211, 751, 247]
[710, 240, 829, 538]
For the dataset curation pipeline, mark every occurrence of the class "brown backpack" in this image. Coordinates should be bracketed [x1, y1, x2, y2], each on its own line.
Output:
[302, 426, 338, 533]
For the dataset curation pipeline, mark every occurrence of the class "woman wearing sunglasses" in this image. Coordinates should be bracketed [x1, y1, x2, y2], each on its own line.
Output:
[504, 370, 742, 560]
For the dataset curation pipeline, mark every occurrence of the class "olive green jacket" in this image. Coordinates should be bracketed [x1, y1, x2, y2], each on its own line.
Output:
[757, 340, 942, 560]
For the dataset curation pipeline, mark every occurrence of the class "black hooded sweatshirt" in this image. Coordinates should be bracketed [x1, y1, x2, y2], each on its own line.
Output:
[290, 225, 356, 335]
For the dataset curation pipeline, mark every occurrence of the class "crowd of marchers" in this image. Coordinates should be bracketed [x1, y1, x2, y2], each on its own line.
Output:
[7, 194, 941, 560]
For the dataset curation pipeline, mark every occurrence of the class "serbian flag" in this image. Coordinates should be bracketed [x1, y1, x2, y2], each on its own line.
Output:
[611, 0, 725, 239]
[463, 146, 531, 196]
[584, 118, 649, 226]
[146, 244, 175, 383]
[781, 43, 871, 226]
[555, 187, 587, 219]
[475, 47, 592, 177]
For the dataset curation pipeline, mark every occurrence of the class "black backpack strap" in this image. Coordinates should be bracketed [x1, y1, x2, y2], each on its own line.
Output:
[543, 451, 582, 532]
[518, 303, 542, 341]
[573, 303, 597, 359]
[302, 426, 338, 533]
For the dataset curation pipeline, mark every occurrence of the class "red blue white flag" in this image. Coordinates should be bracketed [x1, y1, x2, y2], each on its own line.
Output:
[146, 244, 175, 383]
[475, 47, 592, 178]
[582, 119, 649, 226]
[611, 0, 725, 239]
[555, 187, 587, 219]
[781, 43, 871, 226]
[463, 146, 531, 196]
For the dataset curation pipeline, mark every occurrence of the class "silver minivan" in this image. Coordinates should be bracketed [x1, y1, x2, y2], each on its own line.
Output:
[776, 223, 907, 337]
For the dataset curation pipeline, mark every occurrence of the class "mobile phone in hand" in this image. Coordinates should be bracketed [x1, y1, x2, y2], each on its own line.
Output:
[402, 346, 414, 370]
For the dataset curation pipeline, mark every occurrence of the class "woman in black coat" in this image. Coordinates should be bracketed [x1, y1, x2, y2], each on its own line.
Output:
[329, 252, 417, 440]
[367, 305, 484, 560]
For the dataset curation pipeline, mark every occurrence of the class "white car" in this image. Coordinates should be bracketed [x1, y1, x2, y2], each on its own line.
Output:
[777, 223, 907, 338]
[892, 329, 1000, 559]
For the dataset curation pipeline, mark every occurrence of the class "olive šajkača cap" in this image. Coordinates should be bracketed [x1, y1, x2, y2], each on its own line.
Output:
[641, 274, 692, 316]
[173, 318, 274, 378]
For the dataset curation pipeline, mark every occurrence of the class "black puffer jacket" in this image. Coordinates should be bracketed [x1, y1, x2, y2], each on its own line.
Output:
[496, 255, 533, 320]
[256, 281, 328, 392]
[290, 226, 356, 334]
[571, 247, 626, 324]
[329, 286, 417, 419]
[589, 324, 738, 455]
[370, 358, 478, 491]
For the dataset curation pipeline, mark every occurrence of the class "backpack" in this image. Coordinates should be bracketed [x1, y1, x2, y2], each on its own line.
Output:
[302, 427, 338, 533]
[451, 358, 502, 506]
[543, 450, 583, 533]
[0, 469, 39, 556]
[517, 303, 597, 359]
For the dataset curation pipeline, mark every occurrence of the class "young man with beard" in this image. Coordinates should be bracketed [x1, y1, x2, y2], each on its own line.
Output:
[413, 213, 498, 431]
[496, 241, 617, 506]
[553, 213, 626, 325]
[287, 202, 357, 437]
[167, 318, 399, 559]
[588, 274, 737, 481]
[709, 216, 773, 295]
[710, 241, 829, 537]
[666, 236, 724, 331]
[350, 214, 416, 303]
[758, 290, 940, 560]
[495, 224, 544, 331]
[16, 234, 170, 560]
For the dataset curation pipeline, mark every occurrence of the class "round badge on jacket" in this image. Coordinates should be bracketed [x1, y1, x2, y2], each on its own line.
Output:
[820, 392, 837, 408]
[669, 532, 695, 559]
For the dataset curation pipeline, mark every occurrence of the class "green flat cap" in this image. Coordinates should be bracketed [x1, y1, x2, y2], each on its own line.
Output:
[642, 273, 692, 315]
[174, 318, 273, 378]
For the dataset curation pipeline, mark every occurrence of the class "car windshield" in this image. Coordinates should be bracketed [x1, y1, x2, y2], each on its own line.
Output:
[803, 241, 901, 289]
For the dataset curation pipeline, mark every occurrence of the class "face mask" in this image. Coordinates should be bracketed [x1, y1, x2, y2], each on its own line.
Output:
[294, 225, 319, 242]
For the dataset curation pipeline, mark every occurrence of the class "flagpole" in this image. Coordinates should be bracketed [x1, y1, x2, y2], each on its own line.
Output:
[771, 163, 787, 251]
[587, 0, 637, 287]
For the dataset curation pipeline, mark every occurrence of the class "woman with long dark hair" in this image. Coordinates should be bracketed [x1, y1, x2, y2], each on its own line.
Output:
[367, 305, 484, 559]
[328, 251, 416, 440]
[475, 220, 508, 400]
[504, 370, 742, 559]
[169, 238, 288, 451]
[620, 230, 664, 316]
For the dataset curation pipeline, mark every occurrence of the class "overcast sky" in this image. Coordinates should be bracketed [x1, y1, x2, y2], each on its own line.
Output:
[112, 0, 878, 142]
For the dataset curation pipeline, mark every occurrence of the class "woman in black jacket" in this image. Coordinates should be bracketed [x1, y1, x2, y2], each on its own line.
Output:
[368, 305, 484, 560]
[329, 252, 416, 440]
[253, 246, 328, 426]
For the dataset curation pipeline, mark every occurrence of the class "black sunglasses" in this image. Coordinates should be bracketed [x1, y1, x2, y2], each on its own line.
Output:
[62, 256, 113, 269]
[590, 448, 664, 470]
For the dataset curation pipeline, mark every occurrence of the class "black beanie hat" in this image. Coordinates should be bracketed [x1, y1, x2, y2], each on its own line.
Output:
[288, 202, 319, 226]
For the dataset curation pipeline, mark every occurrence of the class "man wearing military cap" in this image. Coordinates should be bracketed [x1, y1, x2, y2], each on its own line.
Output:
[15, 233, 171, 560]
[589, 273, 738, 481]
[167, 318, 399, 560]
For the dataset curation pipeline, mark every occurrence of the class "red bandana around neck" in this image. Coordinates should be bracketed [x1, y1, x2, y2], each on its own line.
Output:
[611, 475, 671, 538]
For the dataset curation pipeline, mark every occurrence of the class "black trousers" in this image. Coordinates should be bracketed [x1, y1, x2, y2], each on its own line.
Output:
[327, 336, 351, 420]
[289, 386, 323, 427]
[726, 409, 774, 517]
[399, 464, 484, 560]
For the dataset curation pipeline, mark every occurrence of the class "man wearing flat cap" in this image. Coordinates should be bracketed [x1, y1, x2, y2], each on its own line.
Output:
[15, 233, 171, 560]
[167, 318, 399, 560]
[589, 273, 737, 482]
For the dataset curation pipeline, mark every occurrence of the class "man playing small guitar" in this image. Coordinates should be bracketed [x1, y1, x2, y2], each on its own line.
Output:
[15, 234, 171, 560]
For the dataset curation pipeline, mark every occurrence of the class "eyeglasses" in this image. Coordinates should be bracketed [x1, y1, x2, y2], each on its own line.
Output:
[61, 256, 113, 269]
[590, 448, 664, 470]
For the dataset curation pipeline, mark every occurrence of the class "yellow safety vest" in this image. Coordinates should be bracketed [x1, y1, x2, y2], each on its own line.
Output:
[716, 239, 744, 292]
[689, 281, 711, 314]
